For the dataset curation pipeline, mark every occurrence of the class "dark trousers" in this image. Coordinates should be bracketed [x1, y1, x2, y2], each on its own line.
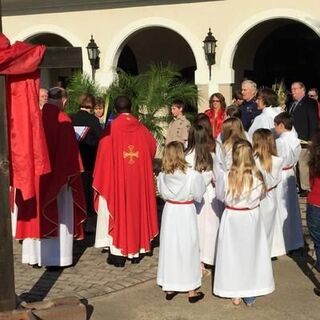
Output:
[307, 204, 320, 268]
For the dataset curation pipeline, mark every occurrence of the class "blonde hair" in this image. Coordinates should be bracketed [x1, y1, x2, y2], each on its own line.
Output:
[222, 117, 247, 151]
[252, 129, 277, 173]
[162, 141, 188, 174]
[228, 139, 266, 199]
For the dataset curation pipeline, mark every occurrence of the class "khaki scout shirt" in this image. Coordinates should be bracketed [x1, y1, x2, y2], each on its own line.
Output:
[165, 114, 191, 146]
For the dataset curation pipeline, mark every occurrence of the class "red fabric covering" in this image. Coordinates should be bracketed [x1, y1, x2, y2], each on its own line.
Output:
[15, 104, 86, 239]
[0, 33, 50, 200]
[204, 107, 226, 138]
[93, 113, 159, 256]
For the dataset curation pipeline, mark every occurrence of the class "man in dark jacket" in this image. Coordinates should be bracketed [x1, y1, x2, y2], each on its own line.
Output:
[288, 81, 319, 195]
[240, 80, 261, 131]
[71, 94, 103, 228]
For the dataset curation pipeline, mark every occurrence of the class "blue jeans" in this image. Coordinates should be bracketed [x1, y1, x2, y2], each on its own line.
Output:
[306, 204, 320, 268]
[243, 297, 256, 305]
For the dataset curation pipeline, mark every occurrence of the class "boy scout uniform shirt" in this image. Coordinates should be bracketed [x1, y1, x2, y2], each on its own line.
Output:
[165, 114, 191, 146]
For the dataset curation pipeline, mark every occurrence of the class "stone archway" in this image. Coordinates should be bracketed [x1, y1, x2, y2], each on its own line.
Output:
[117, 26, 197, 83]
[217, 9, 320, 97]
[232, 19, 320, 90]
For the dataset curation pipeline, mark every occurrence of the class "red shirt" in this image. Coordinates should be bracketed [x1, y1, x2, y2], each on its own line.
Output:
[307, 176, 320, 207]
[204, 108, 226, 138]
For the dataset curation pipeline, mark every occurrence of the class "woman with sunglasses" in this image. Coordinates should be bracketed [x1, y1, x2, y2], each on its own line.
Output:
[204, 93, 226, 138]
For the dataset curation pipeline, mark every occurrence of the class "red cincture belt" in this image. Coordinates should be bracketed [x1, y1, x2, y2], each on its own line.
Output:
[225, 205, 259, 211]
[166, 200, 194, 205]
[267, 186, 277, 192]
[282, 165, 293, 171]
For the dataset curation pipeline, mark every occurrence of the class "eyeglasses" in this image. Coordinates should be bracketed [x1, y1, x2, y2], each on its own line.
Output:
[210, 99, 221, 103]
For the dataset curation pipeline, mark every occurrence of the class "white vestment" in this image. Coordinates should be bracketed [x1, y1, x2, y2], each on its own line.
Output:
[185, 150, 223, 265]
[248, 107, 278, 140]
[255, 156, 286, 257]
[276, 131, 304, 252]
[94, 196, 141, 258]
[213, 162, 274, 298]
[22, 184, 74, 267]
[157, 168, 206, 291]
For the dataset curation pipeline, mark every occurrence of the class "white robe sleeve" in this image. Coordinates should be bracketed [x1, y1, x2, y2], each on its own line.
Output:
[248, 115, 263, 141]
[191, 171, 206, 203]
[213, 157, 227, 202]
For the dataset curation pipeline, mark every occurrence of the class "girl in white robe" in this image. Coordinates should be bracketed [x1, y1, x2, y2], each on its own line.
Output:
[157, 141, 206, 303]
[213, 139, 274, 306]
[185, 122, 223, 268]
[274, 112, 304, 252]
[216, 117, 248, 171]
[252, 129, 286, 257]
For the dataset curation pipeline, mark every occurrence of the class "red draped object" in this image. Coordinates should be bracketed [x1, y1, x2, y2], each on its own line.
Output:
[0, 33, 50, 200]
[93, 113, 159, 256]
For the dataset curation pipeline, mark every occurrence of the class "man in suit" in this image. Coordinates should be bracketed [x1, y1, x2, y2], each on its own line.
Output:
[71, 94, 103, 230]
[288, 82, 319, 196]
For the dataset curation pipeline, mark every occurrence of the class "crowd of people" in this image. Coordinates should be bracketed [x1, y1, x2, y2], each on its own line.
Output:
[11, 78, 320, 305]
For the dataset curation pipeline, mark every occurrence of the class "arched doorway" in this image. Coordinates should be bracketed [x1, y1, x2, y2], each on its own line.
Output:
[117, 27, 197, 83]
[232, 19, 320, 91]
[26, 33, 82, 88]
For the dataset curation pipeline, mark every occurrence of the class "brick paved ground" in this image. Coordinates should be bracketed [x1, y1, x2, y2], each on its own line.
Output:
[13, 198, 314, 303]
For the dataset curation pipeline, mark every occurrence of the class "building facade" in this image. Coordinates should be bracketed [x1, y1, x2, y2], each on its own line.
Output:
[3, 0, 320, 110]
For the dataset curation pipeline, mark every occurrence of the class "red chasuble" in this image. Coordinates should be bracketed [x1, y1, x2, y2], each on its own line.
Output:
[15, 104, 86, 240]
[93, 113, 159, 256]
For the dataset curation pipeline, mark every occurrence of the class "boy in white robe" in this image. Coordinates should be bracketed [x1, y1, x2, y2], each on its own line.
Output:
[274, 112, 304, 252]
[248, 87, 279, 140]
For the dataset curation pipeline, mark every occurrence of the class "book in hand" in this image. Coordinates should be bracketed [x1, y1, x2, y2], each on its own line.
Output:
[74, 126, 89, 141]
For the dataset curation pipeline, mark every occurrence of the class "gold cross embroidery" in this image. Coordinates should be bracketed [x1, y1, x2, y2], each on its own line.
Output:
[123, 145, 139, 165]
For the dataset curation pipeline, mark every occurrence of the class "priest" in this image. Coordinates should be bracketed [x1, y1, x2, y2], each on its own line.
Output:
[93, 96, 158, 267]
[17, 87, 86, 269]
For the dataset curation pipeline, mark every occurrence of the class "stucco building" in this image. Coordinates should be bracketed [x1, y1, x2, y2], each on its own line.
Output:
[2, 0, 320, 110]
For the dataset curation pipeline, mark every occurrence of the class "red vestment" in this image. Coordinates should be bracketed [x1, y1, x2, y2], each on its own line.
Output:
[93, 113, 159, 256]
[15, 104, 86, 240]
[204, 108, 226, 138]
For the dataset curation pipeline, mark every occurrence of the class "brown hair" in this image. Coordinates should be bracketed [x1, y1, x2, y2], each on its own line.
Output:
[252, 129, 277, 173]
[185, 124, 213, 172]
[80, 94, 95, 109]
[256, 87, 278, 107]
[193, 113, 216, 153]
[209, 92, 227, 110]
[222, 117, 247, 151]
[162, 141, 188, 174]
[228, 139, 266, 199]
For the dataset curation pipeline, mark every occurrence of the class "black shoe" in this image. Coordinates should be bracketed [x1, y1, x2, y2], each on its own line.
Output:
[107, 254, 126, 267]
[45, 266, 63, 272]
[131, 257, 141, 264]
[101, 247, 109, 253]
[165, 292, 178, 300]
[314, 288, 320, 296]
[188, 292, 205, 303]
[32, 264, 42, 269]
[299, 190, 309, 197]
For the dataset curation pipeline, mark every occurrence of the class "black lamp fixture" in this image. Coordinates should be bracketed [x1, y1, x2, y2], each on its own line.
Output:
[203, 28, 217, 80]
[86, 35, 100, 81]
